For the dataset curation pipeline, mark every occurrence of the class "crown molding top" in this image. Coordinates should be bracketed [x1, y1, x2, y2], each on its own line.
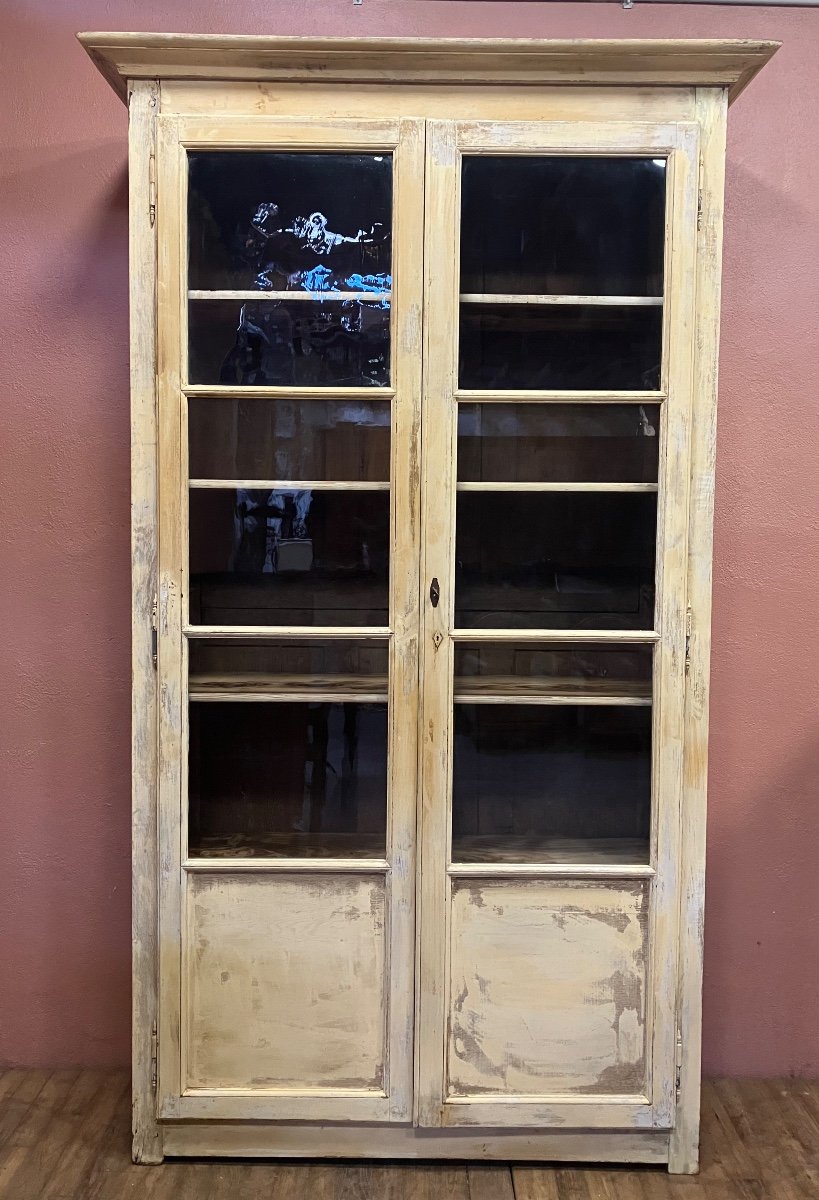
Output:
[78, 33, 778, 106]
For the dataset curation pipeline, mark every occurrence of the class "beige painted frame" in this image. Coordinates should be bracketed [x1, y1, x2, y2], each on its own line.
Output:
[153, 114, 425, 1126]
[416, 117, 699, 1133]
[104, 36, 776, 1170]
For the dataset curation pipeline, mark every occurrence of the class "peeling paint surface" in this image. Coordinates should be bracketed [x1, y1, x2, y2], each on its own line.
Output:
[186, 874, 386, 1091]
[448, 880, 648, 1097]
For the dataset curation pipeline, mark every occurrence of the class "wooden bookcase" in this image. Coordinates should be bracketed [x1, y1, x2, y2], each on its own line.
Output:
[81, 33, 777, 1171]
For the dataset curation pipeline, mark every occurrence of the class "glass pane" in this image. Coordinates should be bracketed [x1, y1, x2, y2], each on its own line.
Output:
[189, 299, 390, 388]
[459, 304, 661, 391]
[455, 492, 656, 629]
[451, 704, 651, 865]
[457, 404, 659, 483]
[460, 156, 665, 297]
[189, 397, 391, 481]
[189, 488, 389, 626]
[454, 644, 652, 702]
[189, 639, 388, 696]
[189, 701, 387, 858]
[189, 152, 392, 292]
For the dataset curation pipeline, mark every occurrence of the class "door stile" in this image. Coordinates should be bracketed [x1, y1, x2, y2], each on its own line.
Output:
[155, 114, 186, 1114]
[648, 123, 700, 1126]
[415, 120, 460, 1128]
[384, 117, 426, 1122]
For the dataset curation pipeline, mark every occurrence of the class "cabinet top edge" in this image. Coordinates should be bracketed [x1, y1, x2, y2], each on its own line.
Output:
[77, 33, 779, 107]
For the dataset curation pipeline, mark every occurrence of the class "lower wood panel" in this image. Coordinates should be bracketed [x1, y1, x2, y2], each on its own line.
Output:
[184, 873, 386, 1094]
[447, 880, 650, 1103]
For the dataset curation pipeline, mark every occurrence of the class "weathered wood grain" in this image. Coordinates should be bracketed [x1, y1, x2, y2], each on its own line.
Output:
[2, 1071, 816, 1194]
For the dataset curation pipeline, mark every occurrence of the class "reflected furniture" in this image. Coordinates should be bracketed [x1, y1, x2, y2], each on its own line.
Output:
[81, 33, 777, 1171]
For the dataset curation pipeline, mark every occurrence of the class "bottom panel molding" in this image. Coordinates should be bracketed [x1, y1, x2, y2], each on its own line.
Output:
[162, 1122, 670, 1162]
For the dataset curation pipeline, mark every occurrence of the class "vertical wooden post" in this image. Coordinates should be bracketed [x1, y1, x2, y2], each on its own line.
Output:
[129, 77, 163, 1166]
[668, 85, 728, 1176]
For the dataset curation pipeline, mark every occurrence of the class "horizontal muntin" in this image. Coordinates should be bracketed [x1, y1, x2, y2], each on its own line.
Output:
[183, 857, 390, 873]
[459, 293, 663, 307]
[189, 479, 390, 491]
[189, 289, 392, 302]
[184, 625, 393, 639]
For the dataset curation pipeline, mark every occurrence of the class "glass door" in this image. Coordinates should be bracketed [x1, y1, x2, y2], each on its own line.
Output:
[155, 116, 424, 1123]
[416, 119, 699, 1129]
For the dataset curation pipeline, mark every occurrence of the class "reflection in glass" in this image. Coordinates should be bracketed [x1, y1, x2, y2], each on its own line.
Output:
[189, 701, 387, 858]
[460, 156, 666, 297]
[189, 300, 391, 388]
[188, 152, 392, 292]
[457, 404, 659, 483]
[189, 397, 391, 481]
[459, 304, 662, 391]
[452, 704, 651, 864]
[189, 639, 389, 693]
[454, 644, 652, 702]
[455, 492, 656, 629]
[189, 488, 389, 626]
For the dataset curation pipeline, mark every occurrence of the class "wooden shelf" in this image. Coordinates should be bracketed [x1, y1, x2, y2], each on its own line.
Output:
[189, 672, 388, 702]
[188, 672, 649, 705]
[450, 835, 650, 869]
[454, 675, 651, 705]
[188, 831, 387, 860]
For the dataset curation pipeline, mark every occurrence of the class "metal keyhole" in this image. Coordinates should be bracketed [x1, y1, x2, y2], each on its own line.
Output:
[430, 578, 440, 608]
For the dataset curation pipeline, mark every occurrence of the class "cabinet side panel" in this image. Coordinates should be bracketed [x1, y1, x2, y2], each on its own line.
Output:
[129, 79, 162, 1165]
[669, 87, 728, 1177]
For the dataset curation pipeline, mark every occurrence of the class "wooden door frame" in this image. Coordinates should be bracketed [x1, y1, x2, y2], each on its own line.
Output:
[151, 113, 425, 1125]
[415, 117, 701, 1132]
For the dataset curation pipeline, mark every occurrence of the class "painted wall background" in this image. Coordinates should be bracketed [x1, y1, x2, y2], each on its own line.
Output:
[0, 0, 817, 1076]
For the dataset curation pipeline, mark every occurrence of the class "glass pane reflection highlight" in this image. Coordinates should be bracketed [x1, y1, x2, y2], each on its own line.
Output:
[189, 299, 390, 388]
[189, 152, 392, 292]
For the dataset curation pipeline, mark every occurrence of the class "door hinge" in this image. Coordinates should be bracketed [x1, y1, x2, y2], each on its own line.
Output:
[697, 188, 703, 232]
[148, 151, 156, 227]
[151, 591, 158, 669]
[150, 1020, 158, 1094]
[675, 1027, 684, 1098]
[684, 604, 693, 675]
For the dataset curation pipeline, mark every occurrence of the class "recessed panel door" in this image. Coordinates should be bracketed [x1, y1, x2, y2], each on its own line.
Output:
[155, 116, 424, 1123]
[417, 120, 699, 1129]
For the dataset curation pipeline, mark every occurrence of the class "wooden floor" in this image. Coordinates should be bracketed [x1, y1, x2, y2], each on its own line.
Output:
[0, 1073, 817, 1199]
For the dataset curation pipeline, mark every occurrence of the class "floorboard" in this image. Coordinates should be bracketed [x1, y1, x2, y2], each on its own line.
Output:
[0, 1074, 816, 1200]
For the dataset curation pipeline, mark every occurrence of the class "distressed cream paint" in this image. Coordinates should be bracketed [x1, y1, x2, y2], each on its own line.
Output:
[0, 1, 816, 1096]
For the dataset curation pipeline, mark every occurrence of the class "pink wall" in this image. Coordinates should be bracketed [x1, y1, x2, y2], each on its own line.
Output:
[1, 0, 817, 1077]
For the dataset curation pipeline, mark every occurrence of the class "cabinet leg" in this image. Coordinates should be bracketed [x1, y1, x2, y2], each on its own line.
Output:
[668, 1117, 700, 1175]
[132, 1120, 164, 1164]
